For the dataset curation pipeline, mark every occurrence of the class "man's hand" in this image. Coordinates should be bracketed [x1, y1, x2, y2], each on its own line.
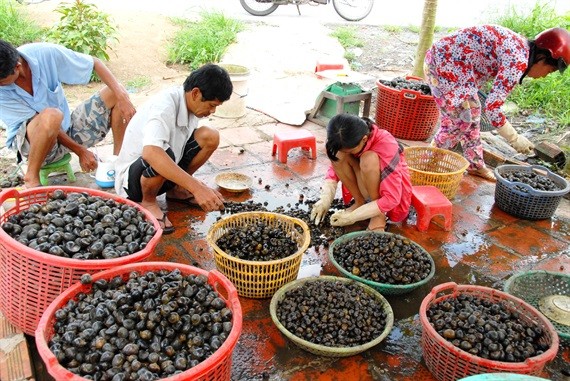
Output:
[116, 95, 136, 124]
[77, 148, 98, 172]
[191, 181, 225, 212]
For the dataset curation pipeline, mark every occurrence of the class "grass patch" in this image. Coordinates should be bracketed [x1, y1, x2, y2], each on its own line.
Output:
[491, 1, 570, 127]
[126, 76, 152, 92]
[383, 25, 403, 33]
[406, 24, 420, 34]
[510, 74, 570, 127]
[330, 26, 363, 69]
[330, 26, 363, 49]
[492, 1, 569, 38]
[167, 11, 244, 70]
[0, 0, 45, 46]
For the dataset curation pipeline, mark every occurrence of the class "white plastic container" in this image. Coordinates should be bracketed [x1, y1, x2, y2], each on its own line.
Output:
[95, 155, 117, 188]
[215, 64, 249, 118]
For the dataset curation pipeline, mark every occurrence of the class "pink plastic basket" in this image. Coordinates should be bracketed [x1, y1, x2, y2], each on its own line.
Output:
[35, 262, 243, 381]
[375, 75, 440, 141]
[0, 186, 162, 335]
[419, 282, 559, 381]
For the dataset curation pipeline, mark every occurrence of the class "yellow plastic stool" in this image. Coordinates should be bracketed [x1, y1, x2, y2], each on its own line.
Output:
[39, 153, 76, 186]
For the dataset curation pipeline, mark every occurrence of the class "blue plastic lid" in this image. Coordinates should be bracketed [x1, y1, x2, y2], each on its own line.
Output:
[458, 374, 551, 381]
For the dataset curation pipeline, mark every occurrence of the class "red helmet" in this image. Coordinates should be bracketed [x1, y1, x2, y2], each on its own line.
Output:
[534, 27, 570, 73]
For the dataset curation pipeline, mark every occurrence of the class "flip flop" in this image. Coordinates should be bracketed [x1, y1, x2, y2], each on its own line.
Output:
[166, 196, 200, 207]
[156, 213, 175, 235]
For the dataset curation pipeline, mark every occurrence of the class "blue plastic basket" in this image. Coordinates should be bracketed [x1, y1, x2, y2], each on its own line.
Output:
[494, 165, 570, 220]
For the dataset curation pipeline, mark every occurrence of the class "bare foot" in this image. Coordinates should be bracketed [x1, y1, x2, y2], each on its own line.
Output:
[468, 167, 496, 182]
[141, 202, 174, 234]
[165, 185, 192, 200]
[23, 181, 42, 189]
[367, 215, 386, 231]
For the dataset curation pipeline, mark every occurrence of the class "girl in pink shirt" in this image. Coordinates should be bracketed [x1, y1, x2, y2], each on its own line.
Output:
[310, 114, 412, 231]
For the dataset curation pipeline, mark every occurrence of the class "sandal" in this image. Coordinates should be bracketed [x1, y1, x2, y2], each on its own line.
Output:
[156, 213, 175, 235]
[166, 196, 200, 207]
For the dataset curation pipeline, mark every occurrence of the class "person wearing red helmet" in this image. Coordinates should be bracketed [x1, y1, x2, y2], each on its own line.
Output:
[423, 25, 570, 181]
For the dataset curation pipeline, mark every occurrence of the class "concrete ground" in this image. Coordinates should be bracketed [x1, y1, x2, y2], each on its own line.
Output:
[3, 103, 569, 380]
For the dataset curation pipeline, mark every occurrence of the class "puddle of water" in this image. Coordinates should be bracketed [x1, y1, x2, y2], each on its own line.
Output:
[441, 230, 490, 267]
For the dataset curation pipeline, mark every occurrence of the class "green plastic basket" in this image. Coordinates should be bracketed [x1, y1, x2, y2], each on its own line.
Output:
[269, 276, 394, 357]
[503, 270, 570, 342]
[328, 231, 435, 295]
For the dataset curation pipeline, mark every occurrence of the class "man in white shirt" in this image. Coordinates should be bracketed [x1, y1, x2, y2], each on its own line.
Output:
[114, 64, 232, 234]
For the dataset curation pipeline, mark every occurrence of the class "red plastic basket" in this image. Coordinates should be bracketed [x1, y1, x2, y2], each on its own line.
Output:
[0, 186, 162, 335]
[419, 282, 559, 381]
[35, 262, 243, 381]
[375, 75, 440, 141]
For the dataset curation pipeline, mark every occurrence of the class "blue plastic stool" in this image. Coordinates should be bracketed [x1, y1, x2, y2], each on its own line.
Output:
[39, 153, 76, 186]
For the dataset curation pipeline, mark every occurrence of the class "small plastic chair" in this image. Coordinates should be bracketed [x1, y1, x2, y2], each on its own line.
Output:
[272, 130, 317, 164]
[39, 152, 76, 186]
[411, 185, 452, 232]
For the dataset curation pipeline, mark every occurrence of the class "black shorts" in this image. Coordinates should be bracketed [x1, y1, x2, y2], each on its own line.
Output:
[125, 132, 201, 202]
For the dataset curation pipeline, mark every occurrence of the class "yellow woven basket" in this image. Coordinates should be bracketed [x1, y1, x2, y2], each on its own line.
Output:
[206, 211, 311, 299]
[404, 146, 469, 200]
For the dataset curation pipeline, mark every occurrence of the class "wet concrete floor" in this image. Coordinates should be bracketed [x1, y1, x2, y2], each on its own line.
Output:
[24, 113, 570, 381]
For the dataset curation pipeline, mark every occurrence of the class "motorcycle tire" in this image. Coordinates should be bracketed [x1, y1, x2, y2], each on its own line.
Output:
[332, 0, 374, 21]
[240, 0, 280, 16]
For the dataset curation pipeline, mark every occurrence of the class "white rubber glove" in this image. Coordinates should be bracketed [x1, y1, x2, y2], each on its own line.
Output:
[497, 121, 534, 154]
[310, 180, 337, 225]
[330, 201, 382, 227]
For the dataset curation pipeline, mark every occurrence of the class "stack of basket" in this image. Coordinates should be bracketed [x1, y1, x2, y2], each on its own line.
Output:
[404, 146, 470, 200]
[375, 76, 440, 141]
[0, 186, 162, 336]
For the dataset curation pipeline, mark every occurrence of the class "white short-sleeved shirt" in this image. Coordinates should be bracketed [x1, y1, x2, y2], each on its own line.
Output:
[0, 43, 94, 148]
[114, 86, 198, 197]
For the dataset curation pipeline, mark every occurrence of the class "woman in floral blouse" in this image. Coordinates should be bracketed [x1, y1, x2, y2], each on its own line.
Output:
[424, 25, 570, 181]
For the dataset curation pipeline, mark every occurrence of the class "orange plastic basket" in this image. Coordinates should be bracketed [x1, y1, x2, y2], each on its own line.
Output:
[207, 211, 310, 299]
[404, 146, 469, 200]
[0, 186, 162, 335]
[419, 282, 559, 381]
[35, 262, 242, 381]
[375, 75, 440, 141]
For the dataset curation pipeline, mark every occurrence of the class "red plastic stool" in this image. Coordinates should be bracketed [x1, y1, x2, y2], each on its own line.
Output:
[411, 185, 452, 232]
[272, 130, 317, 164]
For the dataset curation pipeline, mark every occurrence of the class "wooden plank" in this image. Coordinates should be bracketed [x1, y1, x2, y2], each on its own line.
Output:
[0, 312, 35, 381]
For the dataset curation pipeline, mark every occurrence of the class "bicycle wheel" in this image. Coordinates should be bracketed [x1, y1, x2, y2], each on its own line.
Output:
[240, 0, 280, 16]
[332, 0, 373, 21]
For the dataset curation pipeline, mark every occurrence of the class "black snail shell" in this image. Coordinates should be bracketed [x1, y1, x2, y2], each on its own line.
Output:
[426, 293, 548, 362]
[49, 269, 234, 380]
[333, 234, 432, 285]
[276, 280, 387, 348]
[1, 190, 156, 260]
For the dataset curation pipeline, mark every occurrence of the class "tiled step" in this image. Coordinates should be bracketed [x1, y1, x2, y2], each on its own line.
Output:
[0, 311, 35, 381]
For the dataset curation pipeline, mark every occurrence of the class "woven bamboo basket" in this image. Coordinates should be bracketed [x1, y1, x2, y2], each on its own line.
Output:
[206, 212, 310, 299]
[404, 146, 469, 200]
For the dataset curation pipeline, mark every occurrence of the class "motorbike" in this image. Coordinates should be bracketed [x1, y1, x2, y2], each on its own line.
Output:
[239, 0, 374, 22]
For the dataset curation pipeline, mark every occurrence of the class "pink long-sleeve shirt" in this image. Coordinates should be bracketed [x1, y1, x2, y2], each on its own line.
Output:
[325, 125, 412, 222]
